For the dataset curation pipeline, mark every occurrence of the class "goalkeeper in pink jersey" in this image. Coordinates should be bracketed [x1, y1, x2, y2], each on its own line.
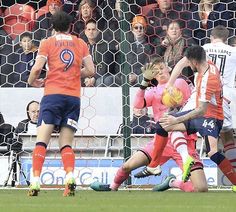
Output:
[90, 57, 208, 192]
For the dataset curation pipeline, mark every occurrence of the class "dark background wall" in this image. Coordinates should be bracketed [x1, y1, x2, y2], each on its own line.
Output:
[1, 0, 47, 10]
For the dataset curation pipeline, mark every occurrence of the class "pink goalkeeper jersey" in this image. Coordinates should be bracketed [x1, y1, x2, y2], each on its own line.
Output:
[134, 78, 191, 122]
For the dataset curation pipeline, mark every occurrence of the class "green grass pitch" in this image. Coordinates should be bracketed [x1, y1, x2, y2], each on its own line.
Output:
[0, 189, 235, 212]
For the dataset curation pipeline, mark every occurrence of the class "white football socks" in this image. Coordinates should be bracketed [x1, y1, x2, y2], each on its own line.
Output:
[176, 144, 189, 164]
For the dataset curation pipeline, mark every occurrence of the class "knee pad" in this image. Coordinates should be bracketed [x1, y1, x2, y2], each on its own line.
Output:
[210, 152, 225, 165]
[155, 122, 168, 137]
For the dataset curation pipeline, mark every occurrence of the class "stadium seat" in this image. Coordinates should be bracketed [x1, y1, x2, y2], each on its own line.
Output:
[0, 123, 15, 147]
[3, 4, 35, 40]
[140, 3, 157, 16]
[36, 5, 49, 19]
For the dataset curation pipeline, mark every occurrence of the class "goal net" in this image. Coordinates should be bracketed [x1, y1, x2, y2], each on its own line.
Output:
[0, 0, 236, 189]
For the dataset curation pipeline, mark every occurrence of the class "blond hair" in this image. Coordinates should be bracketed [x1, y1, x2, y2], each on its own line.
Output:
[198, 0, 219, 20]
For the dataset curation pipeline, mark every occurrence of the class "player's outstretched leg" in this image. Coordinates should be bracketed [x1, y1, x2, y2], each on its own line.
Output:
[90, 166, 130, 191]
[63, 177, 76, 197]
[28, 181, 40, 196]
[182, 156, 195, 182]
[134, 165, 162, 178]
[90, 181, 111, 191]
[152, 174, 176, 192]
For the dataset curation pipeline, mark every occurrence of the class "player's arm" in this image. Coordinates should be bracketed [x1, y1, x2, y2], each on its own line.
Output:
[133, 89, 146, 109]
[160, 101, 208, 128]
[166, 57, 190, 88]
[81, 55, 95, 78]
[175, 101, 208, 123]
[28, 56, 47, 87]
[134, 62, 157, 108]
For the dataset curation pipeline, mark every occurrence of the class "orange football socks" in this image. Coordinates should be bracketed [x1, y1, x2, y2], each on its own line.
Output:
[61, 146, 75, 174]
[149, 134, 168, 167]
[32, 143, 47, 177]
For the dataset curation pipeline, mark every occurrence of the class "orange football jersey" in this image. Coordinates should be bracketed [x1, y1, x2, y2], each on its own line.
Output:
[38, 33, 90, 97]
[196, 62, 224, 120]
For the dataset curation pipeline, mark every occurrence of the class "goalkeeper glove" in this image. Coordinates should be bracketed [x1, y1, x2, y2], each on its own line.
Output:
[140, 63, 158, 89]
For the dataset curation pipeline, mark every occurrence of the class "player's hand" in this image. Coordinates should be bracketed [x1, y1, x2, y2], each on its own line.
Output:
[140, 62, 159, 88]
[142, 62, 158, 81]
[129, 73, 137, 84]
[159, 114, 178, 129]
[161, 37, 170, 47]
[164, 86, 175, 96]
[31, 78, 45, 88]
[84, 77, 95, 87]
